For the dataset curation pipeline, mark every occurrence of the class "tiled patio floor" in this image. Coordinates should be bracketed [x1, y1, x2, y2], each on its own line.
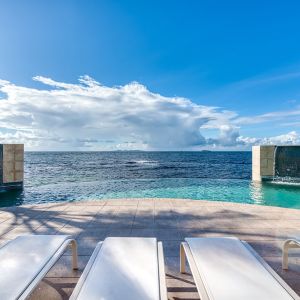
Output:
[1, 198, 300, 299]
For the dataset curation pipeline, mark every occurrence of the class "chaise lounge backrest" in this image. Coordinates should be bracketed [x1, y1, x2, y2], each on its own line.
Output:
[180, 237, 300, 300]
[0, 235, 77, 300]
[70, 237, 167, 300]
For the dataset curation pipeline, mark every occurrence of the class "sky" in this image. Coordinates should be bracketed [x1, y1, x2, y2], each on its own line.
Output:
[0, 0, 300, 150]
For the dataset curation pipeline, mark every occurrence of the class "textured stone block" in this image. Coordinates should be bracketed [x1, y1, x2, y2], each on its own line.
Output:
[14, 150, 24, 161]
[3, 171, 14, 183]
[1, 144, 24, 186]
[261, 158, 268, 168]
[15, 171, 24, 182]
[252, 146, 275, 181]
[0, 145, 3, 184]
[15, 161, 24, 172]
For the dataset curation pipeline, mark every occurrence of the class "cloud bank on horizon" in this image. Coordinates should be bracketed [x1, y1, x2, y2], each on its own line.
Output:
[0, 76, 299, 151]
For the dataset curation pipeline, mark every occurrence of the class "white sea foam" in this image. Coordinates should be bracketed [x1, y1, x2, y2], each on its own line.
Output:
[134, 160, 159, 166]
[270, 181, 300, 187]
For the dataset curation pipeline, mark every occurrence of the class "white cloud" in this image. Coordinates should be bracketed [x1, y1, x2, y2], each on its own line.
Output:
[0, 76, 237, 150]
[0, 76, 298, 150]
[238, 131, 300, 146]
[234, 109, 300, 125]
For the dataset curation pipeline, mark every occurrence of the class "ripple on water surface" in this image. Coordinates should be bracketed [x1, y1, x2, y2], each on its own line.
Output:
[0, 151, 299, 208]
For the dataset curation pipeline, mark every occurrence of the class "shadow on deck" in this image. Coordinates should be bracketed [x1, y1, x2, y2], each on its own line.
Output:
[1, 198, 300, 299]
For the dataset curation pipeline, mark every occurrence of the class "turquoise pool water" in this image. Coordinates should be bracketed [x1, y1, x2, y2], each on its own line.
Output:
[1, 177, 300, 209]
[90, 178, 300, 209]
[0, 151, 300, 208]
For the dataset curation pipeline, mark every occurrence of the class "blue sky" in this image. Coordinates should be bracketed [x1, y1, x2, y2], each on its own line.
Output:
[0, 1, 300, 150]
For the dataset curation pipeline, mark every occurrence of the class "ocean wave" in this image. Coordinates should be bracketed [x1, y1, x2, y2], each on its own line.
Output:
[126, 160, 159, 166]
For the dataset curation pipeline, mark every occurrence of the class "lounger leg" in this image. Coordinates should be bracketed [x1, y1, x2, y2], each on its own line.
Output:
[282, 240, 300, 270]
[180, 243, 186, 273]
[282, 241, 290, 270]
[70, 240, 78, 270]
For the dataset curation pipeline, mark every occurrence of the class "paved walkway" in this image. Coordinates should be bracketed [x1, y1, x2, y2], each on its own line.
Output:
[1, 198, 300, 299]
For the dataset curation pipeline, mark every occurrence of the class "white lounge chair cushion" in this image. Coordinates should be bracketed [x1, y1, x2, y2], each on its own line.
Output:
[0, 235, 71, 300]
[186, 237, 294, 300]
[73, 237, 160, 300]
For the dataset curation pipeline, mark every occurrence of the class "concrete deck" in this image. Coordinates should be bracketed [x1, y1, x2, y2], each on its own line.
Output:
[1, 198, 300, 299]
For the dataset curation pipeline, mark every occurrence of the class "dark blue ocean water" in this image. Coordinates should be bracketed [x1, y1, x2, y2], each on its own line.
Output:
[0, 151, 300, 208]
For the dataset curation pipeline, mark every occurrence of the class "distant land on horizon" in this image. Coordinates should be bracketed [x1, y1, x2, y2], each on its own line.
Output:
[24, 149, 252, 153]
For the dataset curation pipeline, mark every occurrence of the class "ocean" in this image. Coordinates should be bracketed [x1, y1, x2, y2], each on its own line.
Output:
[0, 151, 300, 208]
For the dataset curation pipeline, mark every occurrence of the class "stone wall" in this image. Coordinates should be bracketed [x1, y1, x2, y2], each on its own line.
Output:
[252, 145, 275, 181]
[0, 144, 24, 189]
[0, 145, 3, 185]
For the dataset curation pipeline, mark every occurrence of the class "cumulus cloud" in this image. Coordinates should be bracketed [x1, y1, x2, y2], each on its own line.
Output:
[238, 131, 300, 146]
[0, 76, 298, 150]
[0, 76, 237, 150]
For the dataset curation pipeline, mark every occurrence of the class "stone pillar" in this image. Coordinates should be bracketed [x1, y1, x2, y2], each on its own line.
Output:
[252, 145, 275, 181]
[0, 144, 24, 190]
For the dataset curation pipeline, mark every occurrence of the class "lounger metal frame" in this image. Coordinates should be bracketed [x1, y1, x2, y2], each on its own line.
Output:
[70, 241, 168, 300]
[8, 237, 78, 300]
[283, 239, 300, 270]
[180, 240, 300, 300]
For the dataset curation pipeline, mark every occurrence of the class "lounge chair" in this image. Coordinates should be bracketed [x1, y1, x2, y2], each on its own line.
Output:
[70, 237, 168, 300]
[180, 237, 299, 300]
[0, 235, 78, 300]
[283, 238, 300, 270]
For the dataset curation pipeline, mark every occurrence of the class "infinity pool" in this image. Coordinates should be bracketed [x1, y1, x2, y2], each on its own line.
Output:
[1, 178, 300, 209]
[0, 151, 300, 208]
